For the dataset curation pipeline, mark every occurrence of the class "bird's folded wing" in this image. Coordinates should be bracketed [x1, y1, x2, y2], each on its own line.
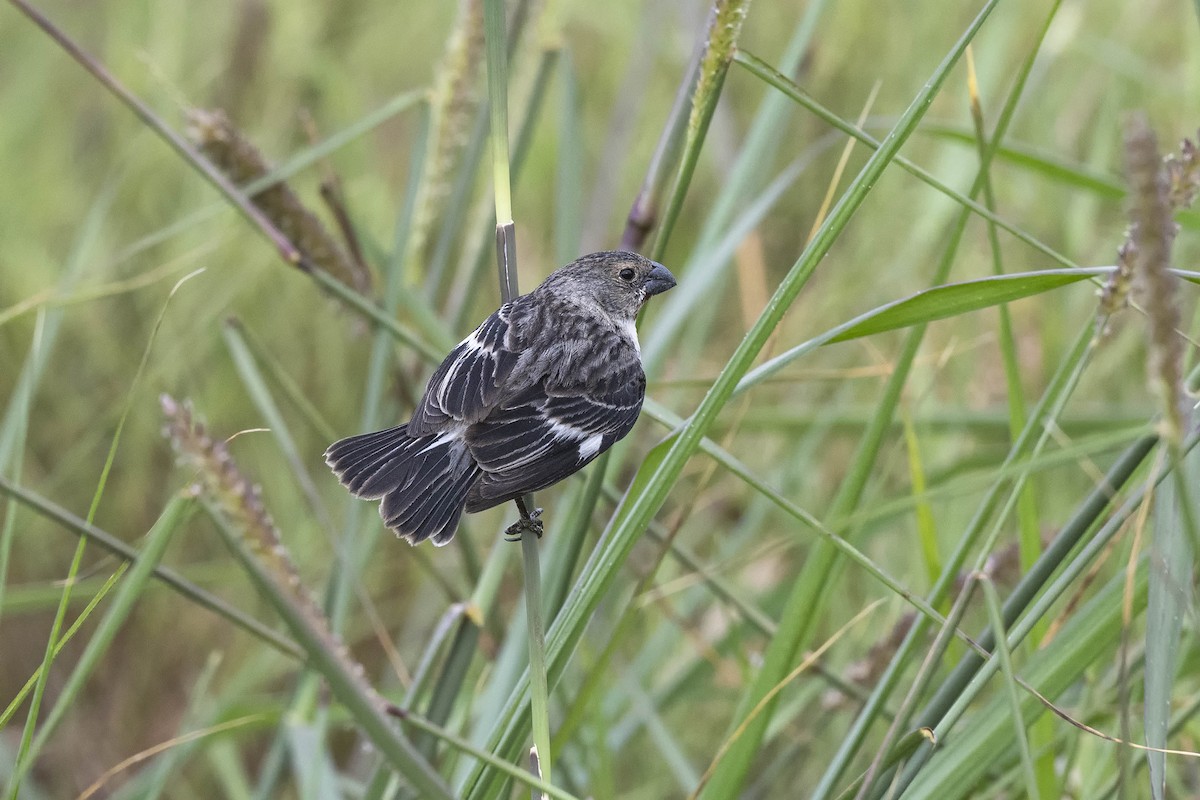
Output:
[465, 362, 646, 508]
[407, 306, 518, 434]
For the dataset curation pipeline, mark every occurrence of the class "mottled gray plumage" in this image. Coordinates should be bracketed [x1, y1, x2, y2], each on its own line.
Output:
[325, 251, 676, 545]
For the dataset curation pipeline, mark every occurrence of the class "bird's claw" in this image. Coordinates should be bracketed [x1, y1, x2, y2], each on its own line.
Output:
[504, 506, 543, 542]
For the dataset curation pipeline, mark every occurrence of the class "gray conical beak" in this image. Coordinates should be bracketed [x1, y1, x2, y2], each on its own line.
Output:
[643, 262, 677, 297]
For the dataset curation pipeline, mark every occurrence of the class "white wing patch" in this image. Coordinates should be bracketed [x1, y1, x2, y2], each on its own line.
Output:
[417, 427, 463, 454]
[578, 433, 604, 460]
[545, 418, 606, 463]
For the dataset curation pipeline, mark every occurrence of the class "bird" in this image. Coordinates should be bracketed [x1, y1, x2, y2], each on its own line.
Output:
[324, 250, 677, 546]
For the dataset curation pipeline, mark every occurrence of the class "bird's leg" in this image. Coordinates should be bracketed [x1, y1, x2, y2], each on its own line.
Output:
[504, 496, 544, 542]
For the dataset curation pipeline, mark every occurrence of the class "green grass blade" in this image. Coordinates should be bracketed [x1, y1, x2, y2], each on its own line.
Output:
[827, 269, 1102, 343]
[483, 0, 513, 227]
[651, 0, 751, 262]
[1146, 449, 1197, 798]
[739, 269, 1104, 391]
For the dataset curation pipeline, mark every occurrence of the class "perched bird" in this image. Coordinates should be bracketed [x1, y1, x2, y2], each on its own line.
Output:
[325, 250, 676, 546]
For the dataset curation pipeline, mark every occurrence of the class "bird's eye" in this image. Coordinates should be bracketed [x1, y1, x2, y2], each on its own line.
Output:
[619, 268, 636, 281]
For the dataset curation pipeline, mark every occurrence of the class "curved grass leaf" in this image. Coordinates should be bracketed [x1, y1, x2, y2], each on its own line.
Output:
[827, 268, 1104, 344]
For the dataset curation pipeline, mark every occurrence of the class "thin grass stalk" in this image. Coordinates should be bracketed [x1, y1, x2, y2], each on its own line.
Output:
[979, 577, 1042, 800]
[651, 0, 751, 262]
[310, 267, 442, 362]
[482, 0, 553, 790]
[388, 708, 578, 800]
[620, 33, 704, 253]
[901, 410, 941, 583]
[1097, 686, 1200, 798]
[4, 535, 85, 793]
[922, 124, 1200, 234]
[968, 45, 1057, 798]
[429, 0, 534, 308]
[464, 6, 1002, 797]
[644, 146, 834, 373]
[448, 47, 561, 330]
[926, 436, 1162, 698]
[403, 603, 470, 715]
[0, 338, 34, 642]
[966, 51, 1041, 568]
[850, 575, 980, 800]
[543, 460, 606, 619]
[459, 485, 605, 763]
[832, 729, 935, 800]
[484, 0, 513, 228]
[414, 610, 481, 761]
[522, 534, 552, 788]
[698, 0, 827, 239]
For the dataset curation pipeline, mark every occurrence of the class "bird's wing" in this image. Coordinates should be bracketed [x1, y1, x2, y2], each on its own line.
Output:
[407, 305, 520, 435]
[464, 359, 646, 511]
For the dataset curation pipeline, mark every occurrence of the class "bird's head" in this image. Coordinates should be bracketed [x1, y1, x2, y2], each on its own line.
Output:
[542, 251, 676, 319]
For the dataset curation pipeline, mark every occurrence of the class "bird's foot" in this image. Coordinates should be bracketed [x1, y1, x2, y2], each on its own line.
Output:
[504, 506, 543, 542]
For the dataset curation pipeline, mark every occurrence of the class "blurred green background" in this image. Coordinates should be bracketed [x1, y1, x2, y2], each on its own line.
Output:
[2, 0, 1199, 797]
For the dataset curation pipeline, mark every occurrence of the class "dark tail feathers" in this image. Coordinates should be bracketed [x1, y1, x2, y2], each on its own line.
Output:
[324, 425, 480, 546]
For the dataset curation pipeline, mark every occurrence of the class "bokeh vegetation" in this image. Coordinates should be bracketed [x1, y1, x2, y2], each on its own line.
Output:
[3, 0, 1200, 798]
